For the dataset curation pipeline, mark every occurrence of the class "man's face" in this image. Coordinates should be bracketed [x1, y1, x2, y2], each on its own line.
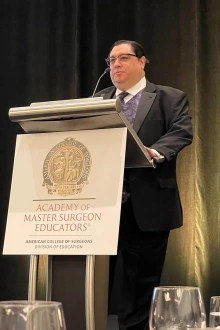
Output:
[109, 43, 146, 90]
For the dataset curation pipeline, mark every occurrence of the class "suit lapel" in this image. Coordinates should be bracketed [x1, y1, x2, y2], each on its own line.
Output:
[99, 88, 116, 99]
[133, 81, 157, 133]
[98, 81, 157, 133]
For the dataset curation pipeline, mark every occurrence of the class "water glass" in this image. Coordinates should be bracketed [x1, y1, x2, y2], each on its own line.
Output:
[209, 296, 220, 327]
[0, 300, 66, 330]
[149, 286, 206, 330]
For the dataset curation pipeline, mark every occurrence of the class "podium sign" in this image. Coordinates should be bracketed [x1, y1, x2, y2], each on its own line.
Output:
[3, 128, 126, 255]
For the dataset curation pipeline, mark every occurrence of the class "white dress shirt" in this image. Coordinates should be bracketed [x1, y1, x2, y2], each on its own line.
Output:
[116, 76, 146, 103]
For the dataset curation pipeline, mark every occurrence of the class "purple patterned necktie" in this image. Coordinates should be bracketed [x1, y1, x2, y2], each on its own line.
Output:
[118, 90, 143, 125]
[118, 91, 129, 101]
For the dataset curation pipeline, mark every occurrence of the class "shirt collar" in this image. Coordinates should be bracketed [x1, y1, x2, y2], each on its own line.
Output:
[116, 76, 146, 97]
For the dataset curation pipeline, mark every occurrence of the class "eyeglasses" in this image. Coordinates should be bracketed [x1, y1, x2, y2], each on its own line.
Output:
[105, 53, 137, 66]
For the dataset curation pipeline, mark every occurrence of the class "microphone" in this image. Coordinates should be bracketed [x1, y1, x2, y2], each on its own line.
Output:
[92, 68, 110, 97]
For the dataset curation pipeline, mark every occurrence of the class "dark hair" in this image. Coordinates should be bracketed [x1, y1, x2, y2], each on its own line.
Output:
[109, 40, 149, 63]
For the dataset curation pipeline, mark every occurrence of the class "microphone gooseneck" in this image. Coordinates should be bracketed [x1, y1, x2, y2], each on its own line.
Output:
[92, 68, 110, 97]
[104, 68, 110, 73]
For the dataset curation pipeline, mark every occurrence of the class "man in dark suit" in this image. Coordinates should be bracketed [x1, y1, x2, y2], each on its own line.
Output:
[95, 40, 193, 330]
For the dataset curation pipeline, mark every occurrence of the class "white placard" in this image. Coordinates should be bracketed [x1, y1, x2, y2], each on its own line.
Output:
[3, 128, 127, 255]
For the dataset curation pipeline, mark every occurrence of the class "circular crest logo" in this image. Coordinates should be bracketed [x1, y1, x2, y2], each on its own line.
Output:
[43, 137, 92, 196]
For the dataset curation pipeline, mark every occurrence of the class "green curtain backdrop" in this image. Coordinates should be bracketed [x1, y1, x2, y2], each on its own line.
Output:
[160, 0, 220, 316]
[0, 0, 220, 318]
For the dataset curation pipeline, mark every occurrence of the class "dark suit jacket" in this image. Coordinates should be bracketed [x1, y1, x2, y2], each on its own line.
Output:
[95, 81, 193, 231]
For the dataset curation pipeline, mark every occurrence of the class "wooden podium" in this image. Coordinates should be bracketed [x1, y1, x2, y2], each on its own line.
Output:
[4, 97, 154, 330]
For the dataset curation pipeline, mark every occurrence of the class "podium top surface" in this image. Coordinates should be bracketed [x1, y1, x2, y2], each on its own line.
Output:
[9, 98, 117, 122]
[8, 97, 155, 169]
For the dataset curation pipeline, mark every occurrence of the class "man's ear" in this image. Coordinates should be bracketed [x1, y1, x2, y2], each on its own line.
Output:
[140, 56, 147, 70]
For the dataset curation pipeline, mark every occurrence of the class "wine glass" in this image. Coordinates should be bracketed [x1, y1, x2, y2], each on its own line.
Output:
[149, 286, 206, 330]
[0, 301, 66, 330]
[209, 296, 220, 327]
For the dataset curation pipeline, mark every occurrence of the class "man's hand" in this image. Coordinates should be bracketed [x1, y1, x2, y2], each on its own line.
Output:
[145, 147, 165, 163]
[145, 147, 158, 158]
